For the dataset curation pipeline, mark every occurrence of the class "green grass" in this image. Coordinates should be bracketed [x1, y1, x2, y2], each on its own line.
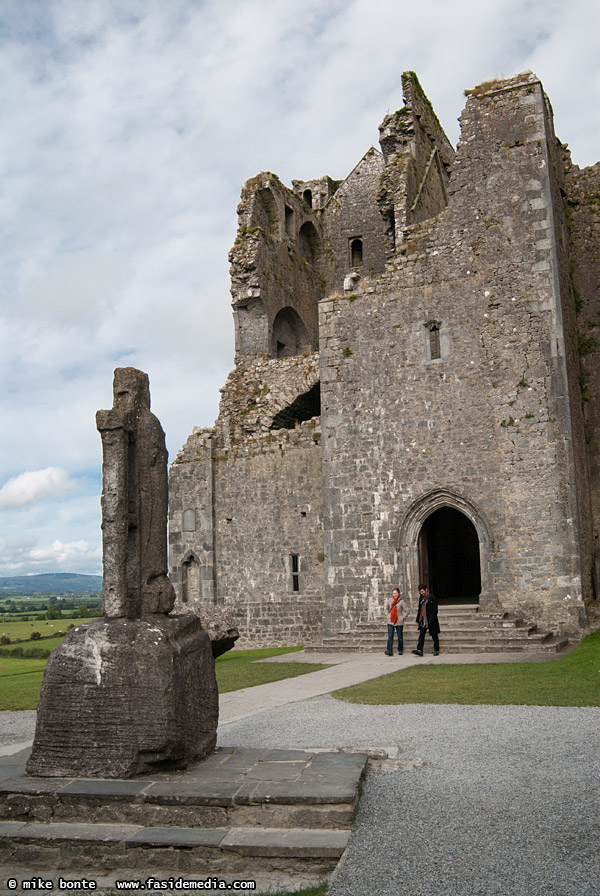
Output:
[215, 646, 328, 693]
[0, 657, 47, 711]
[0, 645, 328, 711]
[333, 629, 600, 707]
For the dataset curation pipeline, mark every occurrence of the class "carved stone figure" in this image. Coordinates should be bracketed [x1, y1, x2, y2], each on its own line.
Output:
[96, 367, 175, 618]
[27, 369, 218, 778]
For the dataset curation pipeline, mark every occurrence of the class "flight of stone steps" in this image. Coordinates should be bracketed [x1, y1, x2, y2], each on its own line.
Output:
[305, 604, 569, 654]
[0, 745, 367, 892]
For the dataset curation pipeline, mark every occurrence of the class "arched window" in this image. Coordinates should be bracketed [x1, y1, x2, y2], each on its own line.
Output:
[298, 221, 320, 263]
[271, 307, 311, 358]
[303, 189, 313, 208]
[350, 237, 363, 268]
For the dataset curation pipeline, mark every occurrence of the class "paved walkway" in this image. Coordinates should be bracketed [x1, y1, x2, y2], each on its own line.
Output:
[0, 648, 568, 754]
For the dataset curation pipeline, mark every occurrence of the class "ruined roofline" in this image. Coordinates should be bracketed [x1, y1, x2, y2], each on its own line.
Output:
[464, 70, 542, 99]
[400, 70, 454, 160]
[318, 146, 382, 211]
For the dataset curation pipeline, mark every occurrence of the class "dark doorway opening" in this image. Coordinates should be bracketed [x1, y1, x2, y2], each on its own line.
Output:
[418, 507, 481, 603]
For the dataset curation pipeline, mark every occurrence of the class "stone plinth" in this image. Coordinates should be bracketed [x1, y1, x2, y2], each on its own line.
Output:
[27, 615, 218, 778]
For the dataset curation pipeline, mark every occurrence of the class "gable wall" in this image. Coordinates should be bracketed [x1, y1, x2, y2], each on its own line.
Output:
[319, 76, 591, 637]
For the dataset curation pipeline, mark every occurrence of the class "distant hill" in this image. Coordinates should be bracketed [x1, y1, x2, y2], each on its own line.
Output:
[0, 573, 102, 595]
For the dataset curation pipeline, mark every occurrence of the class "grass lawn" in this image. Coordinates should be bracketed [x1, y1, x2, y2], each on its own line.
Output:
[333, 629, 600, 707]
[0, 657, 47, 711]
[0, 645, 328, 711]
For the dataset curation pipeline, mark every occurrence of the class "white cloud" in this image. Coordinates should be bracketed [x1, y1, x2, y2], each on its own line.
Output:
[29, 539, 101, 569]
[0, 0, 598, 574]
[0, 468, 80, 510]
[0, 534, 101, 576]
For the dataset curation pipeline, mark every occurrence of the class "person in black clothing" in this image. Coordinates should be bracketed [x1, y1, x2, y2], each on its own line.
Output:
[412, 584, 440, 656]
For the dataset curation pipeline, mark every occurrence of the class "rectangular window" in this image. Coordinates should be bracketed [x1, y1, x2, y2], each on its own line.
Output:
[429, 326, 441, 360]
[291, 553, 300, 592]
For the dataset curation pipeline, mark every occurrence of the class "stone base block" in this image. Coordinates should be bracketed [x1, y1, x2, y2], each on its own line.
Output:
[26, 615, 218, 778]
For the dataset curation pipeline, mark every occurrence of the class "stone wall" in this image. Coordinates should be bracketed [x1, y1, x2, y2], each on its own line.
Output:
[320, 73, 591, 638]
[321, 148, 387, 290]
[170, 354, 324, 645]
[564, 157, 600, 591]
[169, 70, 597, 647]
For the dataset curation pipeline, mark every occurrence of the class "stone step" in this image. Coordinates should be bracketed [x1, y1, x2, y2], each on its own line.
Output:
[307, 605, 565, 654]
[0, 821, 348, 880]
[306, 636, 568, 654]
[323, 620, 537, 641]
[0, 747, 366, 831]
[0, 747, 367, 889]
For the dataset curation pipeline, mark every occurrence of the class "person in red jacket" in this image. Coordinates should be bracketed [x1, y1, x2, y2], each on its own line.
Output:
[384, 587, 408, 655]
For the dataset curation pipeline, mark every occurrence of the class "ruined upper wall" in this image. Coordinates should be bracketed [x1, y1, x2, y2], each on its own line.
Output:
[377, 71, 455, 246]
[319, 147, 387, 291]
[229, 173, 324, 361]
[229, 73, 455, 359]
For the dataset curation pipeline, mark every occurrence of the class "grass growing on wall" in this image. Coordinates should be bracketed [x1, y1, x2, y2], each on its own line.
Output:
[333, 630, 600, 707]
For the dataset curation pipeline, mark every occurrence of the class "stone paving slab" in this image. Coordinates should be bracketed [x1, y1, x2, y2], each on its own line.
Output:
[125, 826, 228, 847]
[10, 821, 137, 841]
[221, 827, 350, 856]
[0, 747, 367, 812]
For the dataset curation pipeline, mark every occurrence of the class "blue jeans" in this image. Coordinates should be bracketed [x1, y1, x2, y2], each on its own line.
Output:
[387, 624, 404, 654]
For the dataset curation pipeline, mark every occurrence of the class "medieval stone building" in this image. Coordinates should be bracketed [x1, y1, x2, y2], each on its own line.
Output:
[168, 72, 600, 647]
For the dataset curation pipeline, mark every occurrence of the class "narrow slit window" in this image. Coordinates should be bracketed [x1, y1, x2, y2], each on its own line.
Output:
[291, 553, 300, 592]
[429, 325, 441, 360]
[425, 320, 442, 360]
[285, 205, 294, 236]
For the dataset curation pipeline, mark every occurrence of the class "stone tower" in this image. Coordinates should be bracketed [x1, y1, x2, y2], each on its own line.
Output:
[169, 72, 599, 644]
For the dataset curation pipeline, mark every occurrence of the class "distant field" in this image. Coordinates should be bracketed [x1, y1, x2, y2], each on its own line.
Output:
[0, 617, 94, 642]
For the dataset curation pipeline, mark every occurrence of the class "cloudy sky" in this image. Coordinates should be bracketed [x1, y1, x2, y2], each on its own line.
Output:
[0, 0, 598, 577]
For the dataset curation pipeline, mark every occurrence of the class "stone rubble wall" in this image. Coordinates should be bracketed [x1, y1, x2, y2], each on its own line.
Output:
[169, 355, 324, 645]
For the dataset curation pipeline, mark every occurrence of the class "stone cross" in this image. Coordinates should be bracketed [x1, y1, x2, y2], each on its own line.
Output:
[96, 367, 175, 618]
[27, 367, 218, 777]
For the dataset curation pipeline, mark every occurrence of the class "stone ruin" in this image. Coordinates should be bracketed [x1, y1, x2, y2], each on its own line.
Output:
[27, 368, 220, 778]
[169, 71, 600, 647]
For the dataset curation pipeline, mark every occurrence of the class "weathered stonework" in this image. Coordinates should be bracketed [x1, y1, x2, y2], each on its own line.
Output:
[29, 369, 218, 777]
[170, 72, 598, 645]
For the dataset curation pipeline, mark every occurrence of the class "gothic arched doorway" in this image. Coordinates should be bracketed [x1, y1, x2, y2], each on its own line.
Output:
[418, 507, 481, 603]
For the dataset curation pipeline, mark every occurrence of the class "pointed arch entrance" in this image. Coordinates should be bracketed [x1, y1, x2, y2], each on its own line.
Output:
[418, 507, 481, 603]
[399, 489, 495, 607]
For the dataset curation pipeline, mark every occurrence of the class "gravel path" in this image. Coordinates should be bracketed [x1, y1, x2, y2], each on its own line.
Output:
[3, 699, 598, 895]
[219, 697, 600, 896]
